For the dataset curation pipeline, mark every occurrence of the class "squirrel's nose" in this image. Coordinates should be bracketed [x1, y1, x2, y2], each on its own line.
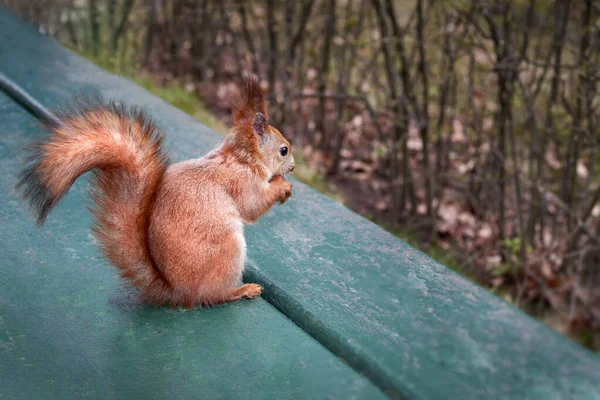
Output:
[289, 166, 295, 172]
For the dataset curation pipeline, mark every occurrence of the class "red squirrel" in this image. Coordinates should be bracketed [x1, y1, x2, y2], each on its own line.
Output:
[17, 78, 294, 307]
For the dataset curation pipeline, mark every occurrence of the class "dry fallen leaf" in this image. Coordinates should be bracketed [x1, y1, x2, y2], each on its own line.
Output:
[478, 224, 493, 240]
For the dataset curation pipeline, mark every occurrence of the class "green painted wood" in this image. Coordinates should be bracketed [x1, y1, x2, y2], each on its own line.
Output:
[0, 91, 386, 400]
[0, 8, 599, 399]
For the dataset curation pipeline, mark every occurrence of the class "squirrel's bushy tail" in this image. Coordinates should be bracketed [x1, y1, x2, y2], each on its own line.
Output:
[17, 98, 172, 303]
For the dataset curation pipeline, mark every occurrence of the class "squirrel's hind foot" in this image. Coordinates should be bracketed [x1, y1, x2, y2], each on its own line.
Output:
[228, 283, 263, 300]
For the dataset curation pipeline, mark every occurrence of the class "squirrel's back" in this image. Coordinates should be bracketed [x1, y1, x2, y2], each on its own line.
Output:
[17, 98, 172, 303]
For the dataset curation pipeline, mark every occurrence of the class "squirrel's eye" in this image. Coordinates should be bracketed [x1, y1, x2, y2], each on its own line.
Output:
[280, 147, 288, 156]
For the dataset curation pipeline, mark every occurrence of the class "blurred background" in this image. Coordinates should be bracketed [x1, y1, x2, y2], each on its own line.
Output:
[2, 0, 599, 352]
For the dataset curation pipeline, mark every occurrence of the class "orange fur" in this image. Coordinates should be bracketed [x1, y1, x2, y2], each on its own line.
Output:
[17, 80, 294, 307]
[231, 76, 268, 125]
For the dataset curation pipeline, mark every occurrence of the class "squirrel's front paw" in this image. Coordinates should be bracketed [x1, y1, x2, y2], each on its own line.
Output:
[271, 176, 292, 204]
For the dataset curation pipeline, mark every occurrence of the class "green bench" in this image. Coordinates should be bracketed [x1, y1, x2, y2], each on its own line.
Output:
[1, 8, 599, 400]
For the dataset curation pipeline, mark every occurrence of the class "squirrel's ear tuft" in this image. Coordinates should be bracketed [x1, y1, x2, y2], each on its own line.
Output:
[231, 76, 268, 126]
[252, 113, 267, 135]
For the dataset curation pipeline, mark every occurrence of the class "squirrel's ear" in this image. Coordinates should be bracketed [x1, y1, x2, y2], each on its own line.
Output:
[252, 113, 267, 136]
[231, 76, 268, 126]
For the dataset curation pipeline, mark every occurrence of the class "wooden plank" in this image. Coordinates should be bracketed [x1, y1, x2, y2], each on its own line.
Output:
[0, 9, 599, 399]
[0, 91, 385, 399]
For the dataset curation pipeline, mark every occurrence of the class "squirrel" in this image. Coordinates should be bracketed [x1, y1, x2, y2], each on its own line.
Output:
[17, 78, 295, 307]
